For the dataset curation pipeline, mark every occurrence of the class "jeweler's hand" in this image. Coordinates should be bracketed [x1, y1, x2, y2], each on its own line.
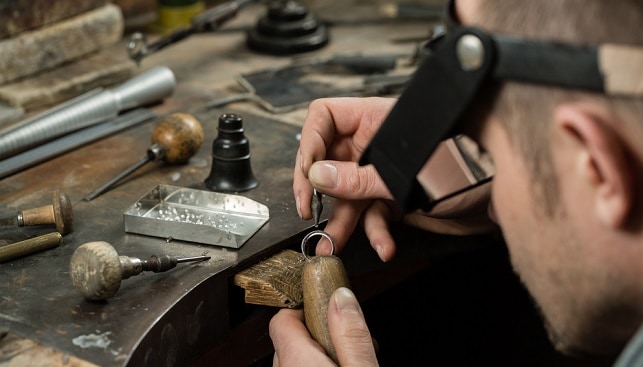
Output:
[294, 97, 496, 261]
[294, 97, 399, 260]
[270, 287, 378, 367]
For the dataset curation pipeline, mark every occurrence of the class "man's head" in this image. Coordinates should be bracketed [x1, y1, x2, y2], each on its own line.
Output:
[457, 0, 643, 357]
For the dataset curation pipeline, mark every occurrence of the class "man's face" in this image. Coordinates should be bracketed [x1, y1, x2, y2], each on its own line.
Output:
[475, 116, 580, 352]
[455, 0, 632, 356]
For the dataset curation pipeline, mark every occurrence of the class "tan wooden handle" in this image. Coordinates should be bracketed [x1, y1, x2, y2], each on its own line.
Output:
[302, 255, 350, 363]
[21, 204, 55, 226]
[0, 232, 62, 263]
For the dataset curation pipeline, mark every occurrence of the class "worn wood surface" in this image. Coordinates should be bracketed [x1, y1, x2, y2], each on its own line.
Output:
[234, 249, 306, 308]
[0, 44, 135, 110]
[0, 4, 474, 366]
[0, 0, 109, 39]
[0, 4, 124, 85]
[0, 330, 99, 367]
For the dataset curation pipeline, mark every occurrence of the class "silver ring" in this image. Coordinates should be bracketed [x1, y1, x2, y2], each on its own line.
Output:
[301, 230, 335, 260]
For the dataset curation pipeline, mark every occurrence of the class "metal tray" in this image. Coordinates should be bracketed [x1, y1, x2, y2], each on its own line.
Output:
[123, 185, 269, 248]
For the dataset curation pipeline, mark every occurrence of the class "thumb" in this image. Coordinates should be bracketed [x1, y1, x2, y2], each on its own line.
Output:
[328, 287, 378, 367]
[309, 161, 392, 200]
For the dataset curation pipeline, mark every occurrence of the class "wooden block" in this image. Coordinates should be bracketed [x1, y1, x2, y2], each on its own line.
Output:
[0, 4, 124, 85]
[234, 249, 306, 308]
[0, 45, 136, 110]
[0, 0, 109, 39]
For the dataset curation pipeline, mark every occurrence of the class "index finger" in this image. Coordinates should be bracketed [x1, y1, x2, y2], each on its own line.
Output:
[298, 97, 396, 176]
[295, 97, 396, 219]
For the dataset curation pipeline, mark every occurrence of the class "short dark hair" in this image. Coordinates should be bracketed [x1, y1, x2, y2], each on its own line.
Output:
[475, 0, 643, 214]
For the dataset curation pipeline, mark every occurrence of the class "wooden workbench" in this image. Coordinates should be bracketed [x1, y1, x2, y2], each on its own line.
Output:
[0, 5, 453, 366]
[0, 3, 617, 367]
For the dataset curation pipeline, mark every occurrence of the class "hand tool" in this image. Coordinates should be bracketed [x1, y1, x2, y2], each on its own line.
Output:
[69, 241, 210, 301]
[0, 232, 63, 263]
[246, 0, 328, 55]
[0, 66, 175, 160]
[0, 108, 155, 180]
[83, 113, 204, 201]
[0, 189, 73, 235]
[301, 230, 350, 364]
[127, 0, 258, 63]
[311, 189, 323, 227]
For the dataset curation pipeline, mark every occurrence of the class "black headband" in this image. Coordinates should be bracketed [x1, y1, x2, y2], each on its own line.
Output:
[359, 0, 643, 212]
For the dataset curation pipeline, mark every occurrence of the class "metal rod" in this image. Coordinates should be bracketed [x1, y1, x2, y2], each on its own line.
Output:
[176, 256, 211, 263]
[0, 108, 155, 180]
[83, 155, 151, 201]
[0, 67, 175, 160]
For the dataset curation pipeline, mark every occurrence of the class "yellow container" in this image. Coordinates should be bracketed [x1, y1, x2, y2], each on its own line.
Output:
[153, 0, 205, 33]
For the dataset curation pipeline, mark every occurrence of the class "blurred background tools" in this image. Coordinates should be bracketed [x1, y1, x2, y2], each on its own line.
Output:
[83, 113, 204, 201]
[0, 232, 63, 263]
[0, 189, 73, 235]
[128, 0, 258, 63]
[0, 3, 124, 86]
[245, 0, 328, 55]
[128, 0, 329, 63]
[0, 66, 176, 160]
[209, 53, 407, 113]
[0, 1, 134, 124]
[69, 241, 210, 301]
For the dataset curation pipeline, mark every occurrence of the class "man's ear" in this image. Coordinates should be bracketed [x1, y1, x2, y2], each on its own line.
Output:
[553, 103, 633, 229]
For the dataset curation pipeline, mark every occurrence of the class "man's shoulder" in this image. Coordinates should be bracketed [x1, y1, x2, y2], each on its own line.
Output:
[615, 325, 643, 367]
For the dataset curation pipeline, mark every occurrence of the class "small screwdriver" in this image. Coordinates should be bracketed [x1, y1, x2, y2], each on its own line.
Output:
[311, 189, 323, 227]
[69, 241, 210, 301]
[83, 113, 204, 201]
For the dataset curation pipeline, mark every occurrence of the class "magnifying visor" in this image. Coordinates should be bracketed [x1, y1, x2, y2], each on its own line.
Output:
[359, 0, 643, 212]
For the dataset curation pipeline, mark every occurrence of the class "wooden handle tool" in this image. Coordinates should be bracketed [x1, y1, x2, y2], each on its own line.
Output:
[301, 230, 350, 363]
[69, 241, 210, 301]
[83, 113, 204, 201]
[0, 189, 73, 235]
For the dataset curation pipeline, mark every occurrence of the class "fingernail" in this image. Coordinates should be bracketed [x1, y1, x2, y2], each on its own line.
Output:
[334, 287, 360, 313]
[295, 195, 302, 218]
[309, 163, 338, 189]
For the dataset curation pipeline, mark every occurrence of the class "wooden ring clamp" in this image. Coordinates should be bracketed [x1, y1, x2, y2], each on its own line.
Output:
[300, 229, 335, 260]
[301, 229, 350, 363]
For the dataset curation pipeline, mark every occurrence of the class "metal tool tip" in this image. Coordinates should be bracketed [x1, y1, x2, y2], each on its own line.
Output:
[311, 189, 323, 227]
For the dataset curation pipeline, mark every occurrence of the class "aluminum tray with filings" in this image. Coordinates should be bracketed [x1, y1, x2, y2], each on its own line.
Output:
[123, 185, 269, 248]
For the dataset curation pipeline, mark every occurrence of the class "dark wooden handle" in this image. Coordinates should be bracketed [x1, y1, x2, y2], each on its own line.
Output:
[151, 113, 204, 164]
[302, 255, 350, 363]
